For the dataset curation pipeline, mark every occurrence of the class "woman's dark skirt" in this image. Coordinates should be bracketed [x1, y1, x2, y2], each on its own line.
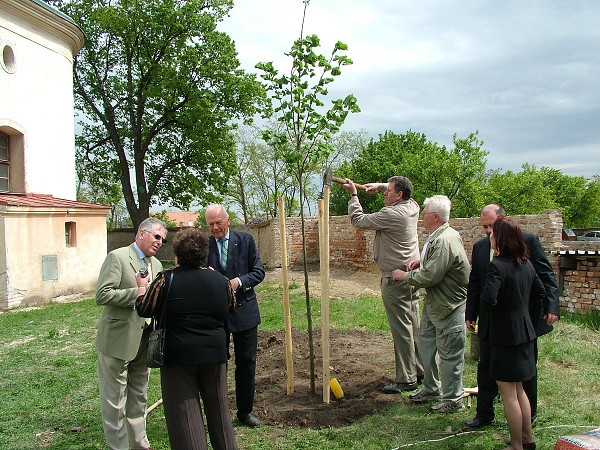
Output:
[490, 340, 536, 382]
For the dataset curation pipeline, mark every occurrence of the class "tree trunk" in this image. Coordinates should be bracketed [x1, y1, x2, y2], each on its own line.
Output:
[298, 175, 316, 394]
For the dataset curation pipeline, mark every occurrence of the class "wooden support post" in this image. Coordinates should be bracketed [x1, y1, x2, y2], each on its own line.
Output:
[319, 187, 331, 403]
[278, 196, 294, 395]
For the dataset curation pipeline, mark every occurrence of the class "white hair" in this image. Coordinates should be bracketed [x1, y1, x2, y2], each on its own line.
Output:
[423, 195, 451, 223]
[205, 204, 227, 218]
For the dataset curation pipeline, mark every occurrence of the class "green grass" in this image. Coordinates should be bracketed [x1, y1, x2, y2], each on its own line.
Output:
[0, 279, 598, 449]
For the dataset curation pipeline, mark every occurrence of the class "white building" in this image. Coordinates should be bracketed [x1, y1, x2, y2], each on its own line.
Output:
[0, 0, 110, 309]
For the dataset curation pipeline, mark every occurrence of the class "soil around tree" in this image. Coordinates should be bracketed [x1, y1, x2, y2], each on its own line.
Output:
[230, 269, 402, 429]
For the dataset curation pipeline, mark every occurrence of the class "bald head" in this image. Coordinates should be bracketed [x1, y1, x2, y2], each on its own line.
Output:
[480, 204, 505, 236]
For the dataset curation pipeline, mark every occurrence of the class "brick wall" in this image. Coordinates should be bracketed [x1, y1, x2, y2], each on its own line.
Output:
[252, 210, 563, 274]
[558, 255, 600, 313]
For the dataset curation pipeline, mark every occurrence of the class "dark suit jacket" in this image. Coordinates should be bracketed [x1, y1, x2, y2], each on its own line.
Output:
[207, 230, 265, 333]
[481, 257, 545, 346]
[465, 232, 560, 340]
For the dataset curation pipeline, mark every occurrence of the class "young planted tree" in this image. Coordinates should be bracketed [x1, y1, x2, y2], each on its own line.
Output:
[256, 1, 360, 393]
[63, 0, 265, 228]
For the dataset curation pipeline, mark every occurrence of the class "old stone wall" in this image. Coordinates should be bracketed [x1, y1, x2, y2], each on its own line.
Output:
[557, 252, 600, 313]
[250, 210, 563, 274]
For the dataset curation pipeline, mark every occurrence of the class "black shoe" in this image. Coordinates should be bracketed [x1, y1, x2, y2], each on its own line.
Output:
[505, 438, 536, 449]
[382, 382, 418, 393]
[237, 412, 260, 428]
[464, 416, 493, 428]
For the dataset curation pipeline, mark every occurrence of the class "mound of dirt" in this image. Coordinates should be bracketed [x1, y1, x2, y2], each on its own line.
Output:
[247, 328, 397, 428]
[227, 269, 402, 428]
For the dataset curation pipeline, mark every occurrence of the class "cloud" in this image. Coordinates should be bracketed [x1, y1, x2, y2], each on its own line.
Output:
[220, 0, 600, 179]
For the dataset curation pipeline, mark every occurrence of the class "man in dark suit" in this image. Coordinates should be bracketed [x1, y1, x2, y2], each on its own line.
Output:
[96, 217, 166, 450]
[464, 204, 560, 429]
[205, 204, 265, 428]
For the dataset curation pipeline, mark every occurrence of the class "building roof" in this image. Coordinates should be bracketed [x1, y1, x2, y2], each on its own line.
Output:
[163, 211, 199, 226]
[553, 250, 600, 256]
[0, 193, 110, 209]
[2, 0, 86, 55]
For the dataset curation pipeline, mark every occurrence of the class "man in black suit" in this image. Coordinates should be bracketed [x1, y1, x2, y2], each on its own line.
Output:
[206, 204, 265, 428]
[464, 204, 560, 428]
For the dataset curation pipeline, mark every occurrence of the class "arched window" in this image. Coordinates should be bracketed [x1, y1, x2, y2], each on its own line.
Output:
[0, 127, 25, 193]
[0, 132, 9, 192]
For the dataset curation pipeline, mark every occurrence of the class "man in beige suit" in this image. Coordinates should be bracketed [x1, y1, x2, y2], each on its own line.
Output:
[341, 176, 424, 394]
[96, 217, 167, 450]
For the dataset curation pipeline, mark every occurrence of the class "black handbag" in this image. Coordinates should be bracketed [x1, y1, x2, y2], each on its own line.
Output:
[146, 270, 173, 368]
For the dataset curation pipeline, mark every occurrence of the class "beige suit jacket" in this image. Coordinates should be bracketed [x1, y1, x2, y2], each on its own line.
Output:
[96, 244, 163, 361]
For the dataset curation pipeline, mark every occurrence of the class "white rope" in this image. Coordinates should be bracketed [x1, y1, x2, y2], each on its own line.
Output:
[390, 425, 599, 449]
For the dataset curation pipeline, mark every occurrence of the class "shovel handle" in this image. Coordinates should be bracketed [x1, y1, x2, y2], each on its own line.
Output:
[331, 175, 367, 191]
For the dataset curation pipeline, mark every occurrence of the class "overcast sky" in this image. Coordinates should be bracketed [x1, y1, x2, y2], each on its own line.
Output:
[219, 0, 600, 179]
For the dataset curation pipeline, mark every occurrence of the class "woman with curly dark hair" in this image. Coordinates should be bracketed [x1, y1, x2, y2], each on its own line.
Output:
[481, 216, 545, 450]
[136, 227, 237, 450]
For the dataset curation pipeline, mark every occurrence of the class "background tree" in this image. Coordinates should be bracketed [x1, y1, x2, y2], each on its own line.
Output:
[228, 125, 300, 221]
[76, 159, 129, 228]
[483, 163, 555, 215]
[256, 0, 360, 393]
[484, 165, 600, 227]
[570, 175, 600, 228]
[41, 0, 65, 7]
[330, 130, 488, 217]
[64, 0, 265, 229]
[537, 168, 600, 227]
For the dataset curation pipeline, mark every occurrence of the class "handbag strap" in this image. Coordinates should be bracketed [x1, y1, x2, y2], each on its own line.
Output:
[155, 270, 174, 330]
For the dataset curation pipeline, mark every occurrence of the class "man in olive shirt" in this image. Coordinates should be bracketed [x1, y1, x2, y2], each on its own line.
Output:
[393, 195, 470, 413]
[342, 176, 423, 393]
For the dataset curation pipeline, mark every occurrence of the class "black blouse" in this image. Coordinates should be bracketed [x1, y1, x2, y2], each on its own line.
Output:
[136, 266, 234, 365]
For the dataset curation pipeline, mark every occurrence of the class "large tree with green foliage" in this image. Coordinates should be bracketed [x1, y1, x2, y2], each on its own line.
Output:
[330, 130, 488, 218]
[484, 165, 600, 227]
[63, 0, 264, 228]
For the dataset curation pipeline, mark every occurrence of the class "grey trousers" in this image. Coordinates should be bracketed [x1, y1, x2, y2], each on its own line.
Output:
[418, 303, 466, 402]
[380, 277, 424, 383]
[161, 362, 237, 450]
[97, 341, 151, 450]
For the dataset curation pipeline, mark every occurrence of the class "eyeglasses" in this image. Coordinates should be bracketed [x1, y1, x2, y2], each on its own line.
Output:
[143, 229, 167, 243]
[422, 211, 436, 216]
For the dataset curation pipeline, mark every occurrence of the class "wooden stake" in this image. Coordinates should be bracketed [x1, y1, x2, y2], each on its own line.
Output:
[319, 187, 331, 403]
[278, 196, 294, 395]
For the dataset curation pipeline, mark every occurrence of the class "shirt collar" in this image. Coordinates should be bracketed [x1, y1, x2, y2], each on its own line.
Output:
[427, 222, 448, 243]
[218, 230, 231, 243]
[133, 242, 145, 261]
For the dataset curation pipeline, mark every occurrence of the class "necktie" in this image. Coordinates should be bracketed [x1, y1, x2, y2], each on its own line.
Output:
[142, 257, 152, 324]
[145, 257, 152, 279]
[220, 238, 228, 269]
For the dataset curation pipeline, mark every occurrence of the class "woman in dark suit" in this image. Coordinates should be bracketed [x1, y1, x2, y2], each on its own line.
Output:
[136, 227, 237, 450]
[481, 217, 545, 450]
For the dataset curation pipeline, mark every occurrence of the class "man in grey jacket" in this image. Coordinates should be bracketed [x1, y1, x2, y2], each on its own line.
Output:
[393, 195, 470, 413]
[342, 176, 423, 393]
